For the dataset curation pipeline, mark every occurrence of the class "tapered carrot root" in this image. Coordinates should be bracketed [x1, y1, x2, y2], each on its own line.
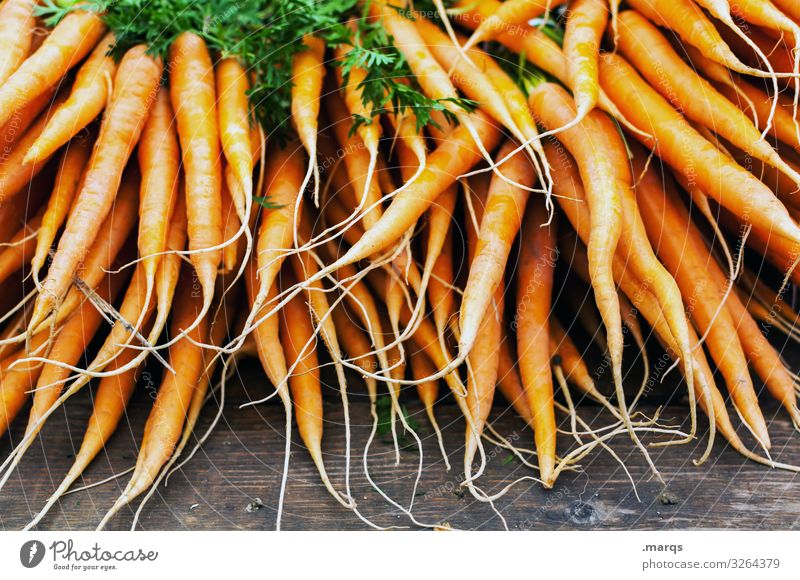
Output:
[459, 140, 534, 361]
[409, 346, 450, 469]
[30, 44, 162, 332]
[292, 35, 326, 206]
[24, 32, 117, 165]
[515, 200, 557, 487]
[564, 0, 608, 119]
[0, 9, 106, 128]
[31, 133, 93, 286]
[280, 273, 351, 508]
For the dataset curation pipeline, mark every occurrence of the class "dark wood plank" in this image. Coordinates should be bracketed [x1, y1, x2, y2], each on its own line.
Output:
[0, 360, 799, 530]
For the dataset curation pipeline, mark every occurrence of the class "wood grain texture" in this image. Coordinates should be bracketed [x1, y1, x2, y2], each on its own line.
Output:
[0, 360, 798, 531]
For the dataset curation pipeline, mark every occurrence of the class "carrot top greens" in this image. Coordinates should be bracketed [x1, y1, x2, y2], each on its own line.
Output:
[36, 0, 474, 138]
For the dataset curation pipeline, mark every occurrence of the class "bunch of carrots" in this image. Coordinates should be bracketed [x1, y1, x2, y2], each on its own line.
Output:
[2, 0, 800, 530]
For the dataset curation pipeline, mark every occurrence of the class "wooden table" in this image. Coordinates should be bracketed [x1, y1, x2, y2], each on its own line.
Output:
[1, 360, 798, 530]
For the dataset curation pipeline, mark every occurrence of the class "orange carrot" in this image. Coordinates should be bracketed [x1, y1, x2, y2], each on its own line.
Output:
[529, 83, 626, 431]
[325, 91, 383, 229]
[0, 9, 106, 128]
[169, 32, 223, 319]
[32, 133, 93, 284]
[280, 271, 349, 505]
[0, 85, 57, 153]
[564, 0, 608, 118]
[515, 199, 557, 486]
[24, 32, 117, 165]
[138, 85, 180, 307]
[460, 140, 534, 359]
[598, 52, 800, 245]
[292, 35, 326, 203]
[31, 45, 161, 330]
[0, 0, 36, 85]
[217, 57, 253, 201]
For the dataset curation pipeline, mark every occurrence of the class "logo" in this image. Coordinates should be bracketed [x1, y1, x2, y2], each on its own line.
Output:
[20, 540, 46, 568]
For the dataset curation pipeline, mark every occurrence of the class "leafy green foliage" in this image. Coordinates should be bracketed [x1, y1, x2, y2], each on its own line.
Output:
[338, 13, 476, 133]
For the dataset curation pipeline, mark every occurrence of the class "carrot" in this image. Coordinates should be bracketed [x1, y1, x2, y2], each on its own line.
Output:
[325, 90, 383, 229]
[31, 45, 161, 331]
[0, 272, 124, 491]
[0, 0, 36, 85]
[280, 271, 350, 507]
[244, 259, 293, 529]
[25, 340, 143, 530]
[334, 30, 382, 211]
[0, 9, 106, 128]
[331, 302, 379, 408]
[598, 52, 800, 245]
[668, 195, 800, 428]
[463, 176, 502, 488]
[632, 148, 771, 447]
[31, 133, 93, 286]
[217, 57, 253, 203]
[138, 83, 179, 307]
[292, 35, 326, 205]
[529, 84, 627, 437]
[24, 32, 117, 165]
[496, 337, 535, 426]
[459, 140, 534, 361]
[564, 0, 608, 119]
[426, 196, 457, 341]
[242, 143, 305, 343]
[615, 10, 800, 185]
[0, 205, 43, 285]
[169, 32, 223, 328]
[461, 0, 568, 51]
[515, 199, 557, 486]
[96, 269, 210, 530]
